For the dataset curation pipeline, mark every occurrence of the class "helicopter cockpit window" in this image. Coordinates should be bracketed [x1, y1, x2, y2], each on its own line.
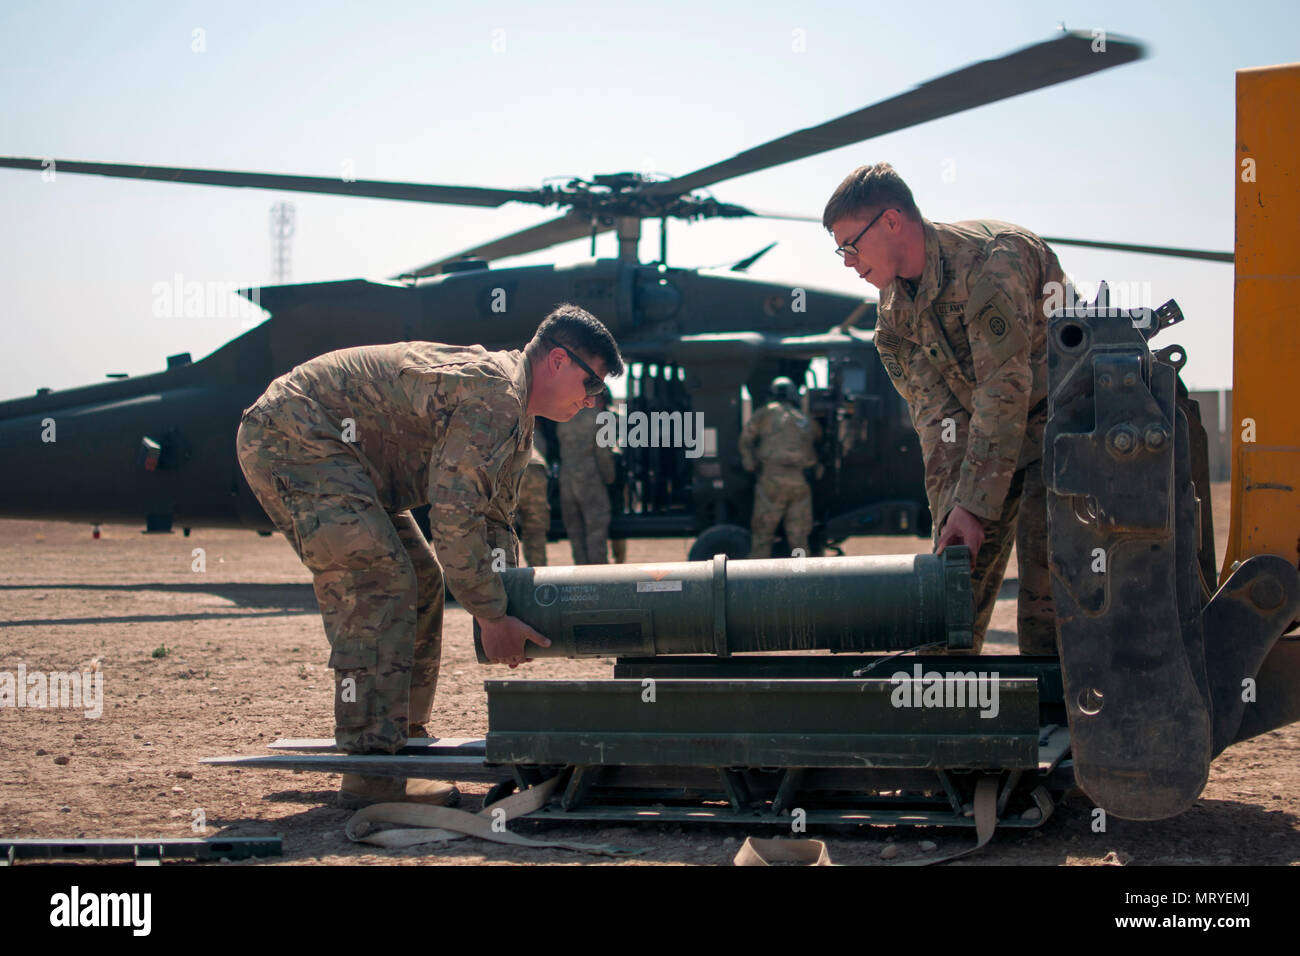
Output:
[840, 363, 867, 400]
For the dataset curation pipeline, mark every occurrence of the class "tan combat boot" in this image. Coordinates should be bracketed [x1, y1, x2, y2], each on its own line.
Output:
[337, 773, 460, 809]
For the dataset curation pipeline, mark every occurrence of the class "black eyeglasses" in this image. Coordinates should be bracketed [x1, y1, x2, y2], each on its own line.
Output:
[546, 339, 606, 396]
[834, 208, 895, 260]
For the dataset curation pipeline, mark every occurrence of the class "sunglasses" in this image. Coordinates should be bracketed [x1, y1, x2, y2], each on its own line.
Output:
[547, 340, 606, 396]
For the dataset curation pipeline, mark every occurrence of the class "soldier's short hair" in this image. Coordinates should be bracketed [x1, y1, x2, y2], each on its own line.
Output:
[822, 162, 921, 231]
[527, 303, 625, 377]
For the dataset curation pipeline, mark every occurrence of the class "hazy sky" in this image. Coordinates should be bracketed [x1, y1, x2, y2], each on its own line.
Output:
[2, 0, 1294, 398]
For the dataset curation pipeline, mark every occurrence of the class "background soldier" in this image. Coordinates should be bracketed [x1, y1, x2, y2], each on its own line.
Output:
[556, 386, 616, 564]
[605, 387, 628, 563]
[740, 376, 822, 559]
[823, 162, 1062, 654]
[514, 434, 551, 567]
[236, 304, 622, 806]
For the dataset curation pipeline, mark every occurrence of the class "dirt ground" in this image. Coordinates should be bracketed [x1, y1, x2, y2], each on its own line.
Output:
[2, 482, 1298, 866]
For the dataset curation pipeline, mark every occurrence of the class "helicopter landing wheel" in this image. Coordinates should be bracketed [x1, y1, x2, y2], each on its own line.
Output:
[688, 523, 752, 562]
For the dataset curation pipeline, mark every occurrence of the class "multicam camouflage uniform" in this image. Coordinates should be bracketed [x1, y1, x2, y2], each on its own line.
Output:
[514, 439, 550, 567]
[739, 400, 822, 558]
[556, 405, 615, 564]
[235, 343, 534, 754]
[871, 219, 1064, 654]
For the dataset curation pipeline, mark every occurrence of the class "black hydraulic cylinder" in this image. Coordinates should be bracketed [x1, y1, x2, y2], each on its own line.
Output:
[473, 549, 972, 661]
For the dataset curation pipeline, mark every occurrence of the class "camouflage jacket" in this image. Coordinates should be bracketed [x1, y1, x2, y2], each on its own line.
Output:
[556, 406, 616, 487]
[873, 219, 1064, 526]
[739, 401, 822, 473]
[248, 342, 535, 619]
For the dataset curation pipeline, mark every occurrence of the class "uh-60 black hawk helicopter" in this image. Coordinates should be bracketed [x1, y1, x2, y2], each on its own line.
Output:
[0, 31, 1227, 559]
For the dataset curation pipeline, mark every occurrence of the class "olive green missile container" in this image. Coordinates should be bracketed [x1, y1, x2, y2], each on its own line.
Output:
[473, 548, 972, 661]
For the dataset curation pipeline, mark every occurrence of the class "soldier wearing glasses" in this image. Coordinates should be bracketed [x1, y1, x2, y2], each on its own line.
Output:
[236, 304, 622, 805]
[823, 163, 1066, 655]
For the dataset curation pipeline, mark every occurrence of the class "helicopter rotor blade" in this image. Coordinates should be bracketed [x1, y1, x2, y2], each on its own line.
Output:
[396, 214, 612, 278]
[1041, 236, 1233, 263]
[731, 242, 779, 272]
[0, 157, 550, 208]
[743, 210, 821, 223]
[732, 210, 1235, 264]
[639, 31, 1144, 199]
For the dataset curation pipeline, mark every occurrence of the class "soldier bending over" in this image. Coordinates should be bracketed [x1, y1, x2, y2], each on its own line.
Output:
[236, 304, 623, 805]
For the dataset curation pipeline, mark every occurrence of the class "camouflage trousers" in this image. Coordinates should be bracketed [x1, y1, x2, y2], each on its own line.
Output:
[514, 466, 550, 567]
[235, 410, 443, 754]
[560, 475, 610, 565]
[750, 468, 812, 558]
[956, 462, 1057, 655]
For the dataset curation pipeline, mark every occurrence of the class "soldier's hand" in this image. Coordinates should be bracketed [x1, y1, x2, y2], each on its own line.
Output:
[936, 505, 984, 570]
[478, 615, 551, 668]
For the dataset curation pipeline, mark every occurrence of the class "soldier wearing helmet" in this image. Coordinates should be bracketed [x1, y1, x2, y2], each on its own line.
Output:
[739, 376, 822, 558]
[556, 384, 617, 564]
